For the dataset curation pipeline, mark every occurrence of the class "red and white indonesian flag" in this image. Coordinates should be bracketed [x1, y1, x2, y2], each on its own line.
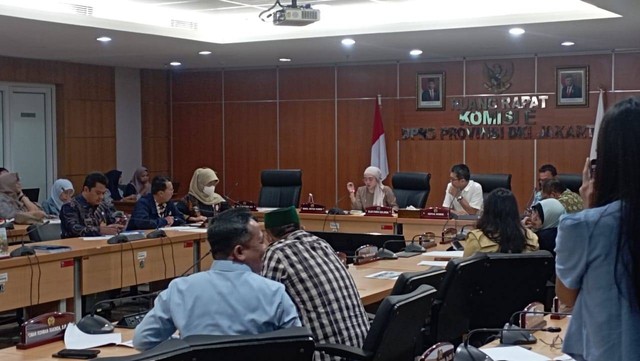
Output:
[589, 89, 605, 159]
[371, 96, 389, 181]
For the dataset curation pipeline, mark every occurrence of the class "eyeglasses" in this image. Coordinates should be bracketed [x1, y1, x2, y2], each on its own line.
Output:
[539, 335, 563, 350]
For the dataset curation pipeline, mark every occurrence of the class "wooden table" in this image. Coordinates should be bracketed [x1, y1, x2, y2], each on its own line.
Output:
[398, 217, 477, 240]
[8, 224, 29, 245]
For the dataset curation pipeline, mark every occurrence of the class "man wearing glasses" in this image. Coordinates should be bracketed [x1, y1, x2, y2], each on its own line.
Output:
[442, 164, 483, 215]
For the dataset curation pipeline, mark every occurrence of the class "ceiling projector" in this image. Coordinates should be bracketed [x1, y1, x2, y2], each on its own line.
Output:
[273, 6, 320, 26]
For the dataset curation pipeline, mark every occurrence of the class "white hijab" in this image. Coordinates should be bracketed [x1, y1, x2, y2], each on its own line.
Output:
[364, 166, 385, 206]
[49, 179, 74, 211]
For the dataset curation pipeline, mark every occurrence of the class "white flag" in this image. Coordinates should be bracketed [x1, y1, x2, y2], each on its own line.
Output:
[589, 89, 604, 159]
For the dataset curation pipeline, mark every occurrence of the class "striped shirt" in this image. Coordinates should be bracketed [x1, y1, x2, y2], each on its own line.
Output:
[262, 230, 369, 361]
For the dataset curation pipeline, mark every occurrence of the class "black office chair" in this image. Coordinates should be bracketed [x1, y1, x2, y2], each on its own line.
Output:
[258, 169, 302, 208]
[391, 172, 431, 208]
[27, 222, 62, 242]
[557, 173, 582, 193]
[390, 268, 447, 296]
[99, 327, 315, 361]
[317, 285, 437, 361]
[429, 250, 554, 345]
[470, 174, 512, 201]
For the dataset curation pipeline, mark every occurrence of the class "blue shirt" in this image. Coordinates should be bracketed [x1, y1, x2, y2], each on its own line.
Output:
[132, 260, 301, 351]
[556, 201, 640, 361]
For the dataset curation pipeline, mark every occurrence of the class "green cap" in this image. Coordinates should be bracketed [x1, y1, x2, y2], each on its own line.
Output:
[264, 206, 299, 229]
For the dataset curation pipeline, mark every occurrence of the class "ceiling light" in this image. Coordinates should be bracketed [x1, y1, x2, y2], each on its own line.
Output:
[341, 38, 355, 46]
[508, 27, 525, 35]
[169, 61, 182, 66]
[279, 58, 292, 62]
[198, 51, 212, 55]
[409, 49, 423, 56]
[96, 36, 112, 42]
[561, 41, 575, 46]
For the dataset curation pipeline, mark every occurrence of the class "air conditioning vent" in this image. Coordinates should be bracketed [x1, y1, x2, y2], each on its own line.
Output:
[65, 3, 94, 16]
[171, 19, 198, 30]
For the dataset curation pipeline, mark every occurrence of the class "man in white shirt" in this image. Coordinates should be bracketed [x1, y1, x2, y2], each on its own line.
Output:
[442, 164, 483, 215]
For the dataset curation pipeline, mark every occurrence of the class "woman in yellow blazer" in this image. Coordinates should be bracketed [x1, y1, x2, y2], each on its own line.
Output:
[463, 188, 539, 258]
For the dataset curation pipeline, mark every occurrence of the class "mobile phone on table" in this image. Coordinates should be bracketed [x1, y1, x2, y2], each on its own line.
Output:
[52, 349, 100, 359]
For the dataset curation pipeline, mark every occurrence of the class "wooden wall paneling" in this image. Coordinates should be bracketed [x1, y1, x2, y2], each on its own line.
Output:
[224, 102, 278, 202]
[64, 138, 116, 175]
[224, 69, 277, 101]
[337, 64, 397, 99]
[536, 139, 591, 175]
[279, 67, 335, 100]
[142, 138, 171, 177]
[614, 53, 640, 90]
[66, 175, 85, 196]
[0, 56, 57, 84]
[398, 140, 464, 208]
[141, 70, 170, 177]
[613, 91, 640, 104]
[62, 63, 115, 101]
[64, 100, 116, 137]
[279, 101, 335, 205]
[465, 58, 535, 95]
[399, 61, 464, 98]
[465, 140, 534, 211]
[171, 103, 223, 195]
[141, 69, 169, 102]
[171, 71, 222, 102]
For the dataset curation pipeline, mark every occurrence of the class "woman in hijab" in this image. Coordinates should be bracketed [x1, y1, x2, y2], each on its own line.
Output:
[346, 166, 398, 211]
[177, 168, 226, 223]
[0, 173, 46, 224]
[523, 198, 566, 254]
[41, 179, 74, 216]
[123, 167, 150, 199]
[463, 188, 539, 258]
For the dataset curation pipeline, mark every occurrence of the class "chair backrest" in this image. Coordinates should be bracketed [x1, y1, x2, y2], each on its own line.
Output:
[470, 174, 512, 201]
[363, 285, 437, 361]
[22, 188, 40, 202]
[430, 250, 554, 344]
[390, 268, 447, 296]
[258, 169, 302, 208]
[391, 172, 431, 208]
[27, 222, 62, 242]
[557, 173, 582, 193]
[99, 327, 315, 361]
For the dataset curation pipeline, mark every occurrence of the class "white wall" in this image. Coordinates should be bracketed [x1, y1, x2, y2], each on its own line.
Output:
[115, 67, 142, 181]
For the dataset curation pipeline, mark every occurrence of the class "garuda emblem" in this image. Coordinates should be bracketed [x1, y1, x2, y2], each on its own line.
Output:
[483, 62, 513, 94]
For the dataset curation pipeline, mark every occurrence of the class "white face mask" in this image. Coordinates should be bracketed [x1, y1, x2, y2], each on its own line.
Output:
[203, 185, 216, 197]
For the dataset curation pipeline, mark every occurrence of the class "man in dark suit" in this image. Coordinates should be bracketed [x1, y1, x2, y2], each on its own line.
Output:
[421, 78, 440, 101]
[561, 74, 582, 98]
[127, 175, 185, 230]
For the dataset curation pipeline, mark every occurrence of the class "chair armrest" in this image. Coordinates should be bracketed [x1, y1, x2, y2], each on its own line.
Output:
[366, 312, 375, 323]
[315, 343, 373, 360]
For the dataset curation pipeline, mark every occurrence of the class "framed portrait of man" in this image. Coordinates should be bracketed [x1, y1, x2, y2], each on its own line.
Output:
[556, 66, 589, 106]
[417, 72, 445, 110]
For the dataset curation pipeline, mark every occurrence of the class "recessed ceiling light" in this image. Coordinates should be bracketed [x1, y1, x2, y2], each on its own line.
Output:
[279, 58, 292, 62]
[508, 27, 525, 35]
[169, 61, 182, 66]
[198, 51, 212, 55]
[341, 38, 355, 46]
[409, 49, 423, 56]
[561, 41, 575, 46]
[96, 36, 112, 42]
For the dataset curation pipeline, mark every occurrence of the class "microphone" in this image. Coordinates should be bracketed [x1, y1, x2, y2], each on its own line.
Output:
[223, 182, 240, 206]
[375, 239, 401, 259]
[10, 220, 51, 257]
[76, 291, 160, 334]
[405, 234, 426, 253]
[455, 326, 562, 361]
[180, 250, 212, 277]
[322, 193, 352, 232]
[502, 309, 572, 345]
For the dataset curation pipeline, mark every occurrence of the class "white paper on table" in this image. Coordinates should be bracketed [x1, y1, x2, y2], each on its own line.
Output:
[176, 228, 207, 233]
[64, 323, 122, 349]
[257, 207, 278, 212]
[48, 219, 62, 224]
[417, 260, 448, 267]
[365, 271, 402, 280]
[554, 355, 576, 361]
[165, 226, 196, 231]
[422, 251, 464, 258]
[82, 236, 111, 241]
[482, 345, 551, 361]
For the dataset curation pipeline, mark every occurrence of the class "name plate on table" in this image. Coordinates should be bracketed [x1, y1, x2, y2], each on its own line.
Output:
[353, 244, 379, 265]
[421, 207, 450, 219]
[235, 201, 257, 211]
[397, 209, 421, 218]
[365, 206, 393, 217]
[299, 203, 326, 214]
[17, 312, 74, 349]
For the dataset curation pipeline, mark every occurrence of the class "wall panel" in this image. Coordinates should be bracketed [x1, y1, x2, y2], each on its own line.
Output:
[171, 71, 222, 102]
[141, 69, 171, 178]
[337, 64, 397, 99]
[466, 58, 535, 95]
[279, 67, 335, 100]
[224, 69, 277, 101]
